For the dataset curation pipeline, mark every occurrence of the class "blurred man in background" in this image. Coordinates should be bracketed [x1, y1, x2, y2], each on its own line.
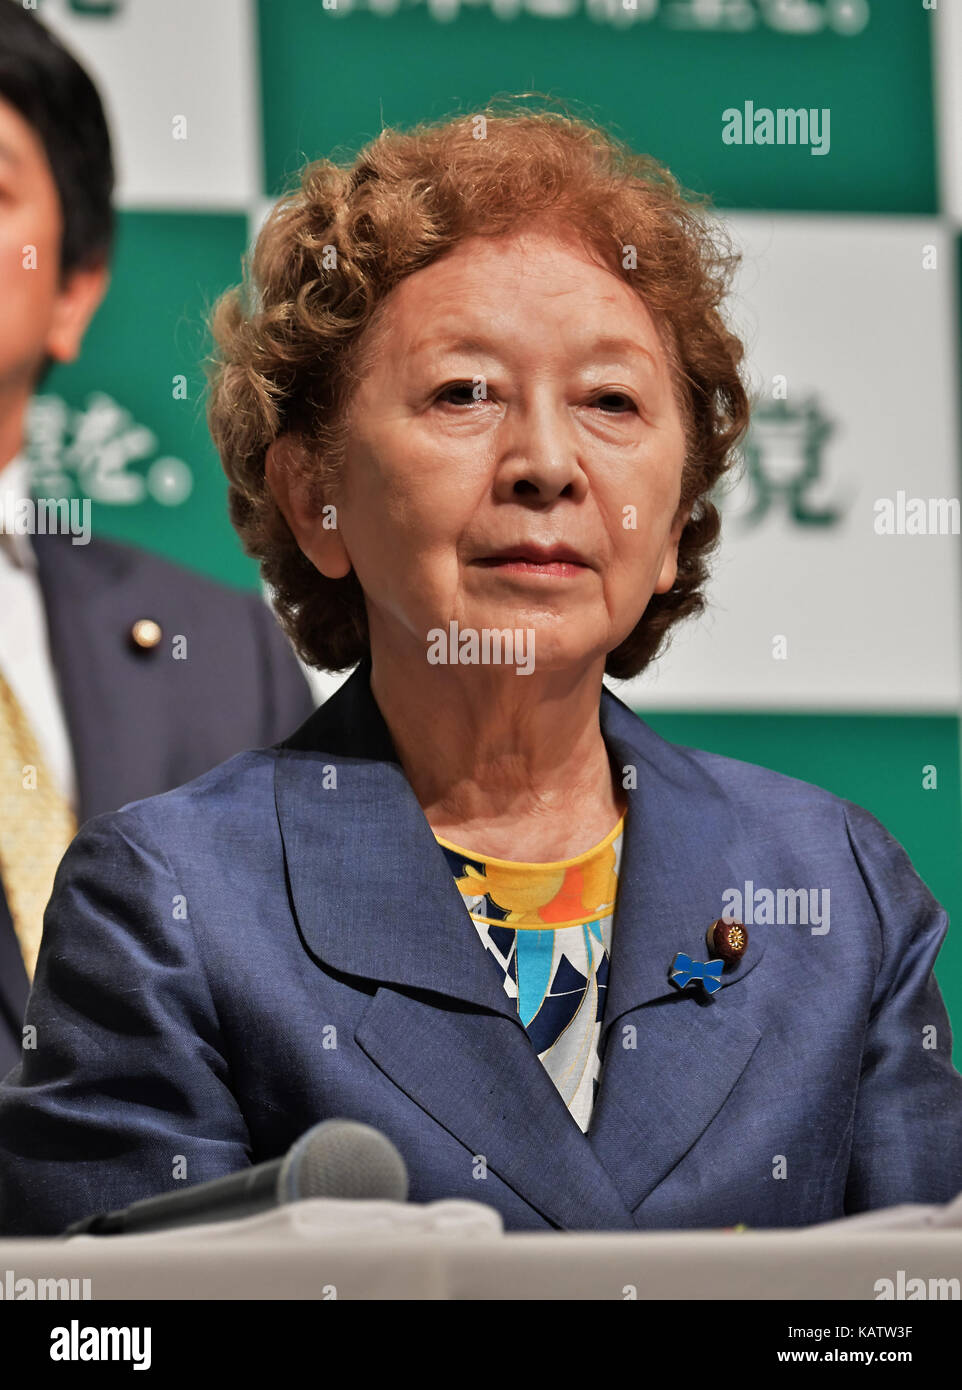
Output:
[0, 1, 314, 1073]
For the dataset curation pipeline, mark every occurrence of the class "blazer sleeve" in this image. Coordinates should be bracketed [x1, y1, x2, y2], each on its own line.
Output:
[0, 810, 253, 1236]
[245, 592, 316, 745]
[842, 800, 962, 1213]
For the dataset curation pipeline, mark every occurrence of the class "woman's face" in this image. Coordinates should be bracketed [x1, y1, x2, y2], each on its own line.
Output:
[292, 224, 690, 674]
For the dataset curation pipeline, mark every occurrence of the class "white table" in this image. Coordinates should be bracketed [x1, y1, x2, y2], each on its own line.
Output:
[1, 1200, 960, 1299]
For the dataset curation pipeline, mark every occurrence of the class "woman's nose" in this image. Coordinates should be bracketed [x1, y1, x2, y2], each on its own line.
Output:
[491, 403, 587, 501]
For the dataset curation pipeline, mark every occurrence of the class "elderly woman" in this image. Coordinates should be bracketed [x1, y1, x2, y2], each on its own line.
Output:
[0, 109, 960, 1237]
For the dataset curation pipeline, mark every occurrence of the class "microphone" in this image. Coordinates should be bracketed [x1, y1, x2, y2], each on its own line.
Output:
[63, 1119, 408, 1237]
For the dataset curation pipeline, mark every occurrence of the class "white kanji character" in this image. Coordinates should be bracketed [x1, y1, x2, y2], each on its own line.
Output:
[63, 392, 153, 504]
[665, 0, 757, 29]
[25, 395, 73, 496]
[759, 0, 824, 34]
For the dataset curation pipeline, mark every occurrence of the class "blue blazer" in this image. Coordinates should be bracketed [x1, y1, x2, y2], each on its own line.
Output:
[1, 657, 960, 1236]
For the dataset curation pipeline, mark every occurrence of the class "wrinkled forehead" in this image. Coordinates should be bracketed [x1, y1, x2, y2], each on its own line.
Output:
[351, 226, 678, 374]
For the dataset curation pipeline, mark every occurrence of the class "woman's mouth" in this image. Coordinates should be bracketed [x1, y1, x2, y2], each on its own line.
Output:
[474, 544, 591, 577]
[475, 557, 588, 577]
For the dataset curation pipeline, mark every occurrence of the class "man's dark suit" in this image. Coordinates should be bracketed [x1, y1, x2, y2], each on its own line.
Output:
[0, 530, 314, 1074]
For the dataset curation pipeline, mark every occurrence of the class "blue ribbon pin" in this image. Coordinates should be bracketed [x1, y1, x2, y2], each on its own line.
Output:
[669, 952, 724, 996]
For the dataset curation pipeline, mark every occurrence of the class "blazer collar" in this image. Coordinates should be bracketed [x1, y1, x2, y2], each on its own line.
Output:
[275, 656, 516, 1021]
[275, 657, 765, 1014]
[274, 657, 767, 1228]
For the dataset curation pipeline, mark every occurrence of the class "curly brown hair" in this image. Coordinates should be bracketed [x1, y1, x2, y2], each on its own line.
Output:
[206, 101, 750, 678]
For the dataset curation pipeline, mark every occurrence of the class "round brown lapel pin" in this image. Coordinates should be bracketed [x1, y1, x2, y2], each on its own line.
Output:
[706, 918, 748, 967]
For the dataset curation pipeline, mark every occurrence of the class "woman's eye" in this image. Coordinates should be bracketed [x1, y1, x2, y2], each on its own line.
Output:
[592, 393, 637, 414]
[433, 385, 637, 413]
[435, 382, 484, 407]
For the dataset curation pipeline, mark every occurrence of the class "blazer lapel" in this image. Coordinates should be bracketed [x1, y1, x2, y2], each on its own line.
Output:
[274, 659, 637, 1230]
[274, 661, 768, 1228]
[586, 687, 767, 1214]
[31, 531, 164, 824]
[354, 990, 638, 1230]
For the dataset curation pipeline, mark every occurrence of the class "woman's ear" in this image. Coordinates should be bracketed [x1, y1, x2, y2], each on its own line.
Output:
[653, 501, 692, 596]
[265, 434, 353, 580]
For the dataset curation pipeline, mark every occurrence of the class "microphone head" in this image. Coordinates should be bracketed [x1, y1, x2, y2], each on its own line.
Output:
[278, 1120, 408, 1204]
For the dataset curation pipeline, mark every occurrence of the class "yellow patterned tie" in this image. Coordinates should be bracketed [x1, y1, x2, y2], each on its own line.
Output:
[0, 665, 77, 980]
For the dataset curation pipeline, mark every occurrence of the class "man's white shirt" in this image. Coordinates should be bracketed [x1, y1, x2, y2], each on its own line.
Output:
[0, 453, 77, 810]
